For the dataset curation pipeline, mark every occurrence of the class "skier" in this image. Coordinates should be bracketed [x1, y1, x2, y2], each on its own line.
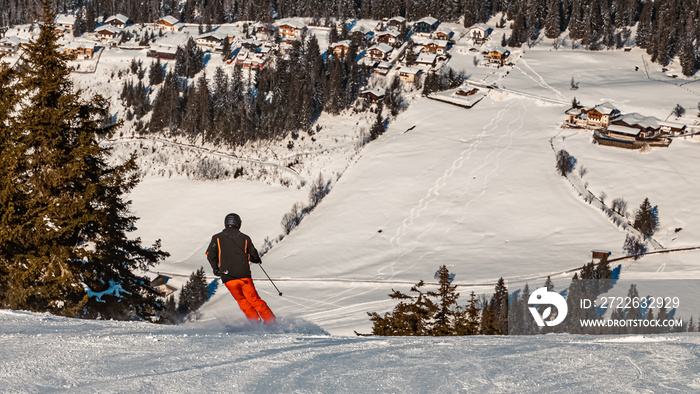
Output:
[206, 213, 276, 324]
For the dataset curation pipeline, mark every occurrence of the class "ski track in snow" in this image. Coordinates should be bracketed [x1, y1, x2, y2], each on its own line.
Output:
[517, 58, 568, 102]
[408, 100, 528, 274]
[384, 99, 518, 280]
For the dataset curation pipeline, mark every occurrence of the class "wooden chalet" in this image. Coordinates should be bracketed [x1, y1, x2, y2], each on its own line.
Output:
[253, 23, 275, 38]
[415, 52, 437, 67]
[0, 36, 22, 55]
[150, 275, 177, 297]
[456, 87, 480, 96]
[433, 28, 453, 41]
[397, 66, 421, 82]
[422, 39, 448, 54]
[591, 250, 611, 261]
[374, 61, 392, 75]
[55, 14, 76, 33]
[331, 40, 351, 57]
[413, 16, 439, 35]
[65, 41, 97, 59]
[585, 102, 620, 128]
[468, 23, 492, 44]
[376, 31, 400, 45]
[196, 31, 227, 49]
[95, 25, 122, 41]
[279, 20, 306, 40]
[367, 43, 393, 60]
[387, 16, 406, 30]
[157, 15, 182, 31]
[488, 47, 510, 66]
[360, 86, 386, 103]
[147, 45, 178, 60]
[104, 14, 131, 29]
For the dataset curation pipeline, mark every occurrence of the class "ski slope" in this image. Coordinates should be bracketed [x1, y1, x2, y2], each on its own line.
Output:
[2, 310, 700, 392]
[118, 40, 700, 336]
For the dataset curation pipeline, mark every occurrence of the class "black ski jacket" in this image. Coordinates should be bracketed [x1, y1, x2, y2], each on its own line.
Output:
[206, 228, 261, 282]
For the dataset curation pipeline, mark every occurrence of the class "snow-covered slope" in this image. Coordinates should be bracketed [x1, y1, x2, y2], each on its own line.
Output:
[119, 41, 700, 336]
[3, 310, 700, 392]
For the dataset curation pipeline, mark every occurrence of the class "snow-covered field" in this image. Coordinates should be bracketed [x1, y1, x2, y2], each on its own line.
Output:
[3, 310, 700, 392]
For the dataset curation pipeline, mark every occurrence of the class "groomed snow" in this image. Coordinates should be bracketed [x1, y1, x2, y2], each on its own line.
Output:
[2, 310, 700, 392]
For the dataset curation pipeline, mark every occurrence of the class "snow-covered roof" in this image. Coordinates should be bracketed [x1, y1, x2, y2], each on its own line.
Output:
[397, 66, 421, 75]
[55, 14, 76, 26]
[376, 31, 399, 38]
[376, 61, 392, 69]
[361, 86, 386, 97]
[434, 27, 453, 36]
[469, 23, 492, 33]
[369, 43, 393, 53]
[66, 41, 96, 50]
[150, 45, 177, 54]
[607, 124, 640, 136]
[0, 36, 23, 46]
[158, 15, 180, 26]
[416, 16, 438, 26]
[590, 102, 619, 115]
[388, 16, 406, 23]
[424, 39, 448, 47]
[105, 14, 130, 25]
[96, 25, 122, 35]
[416, 52, 437, 64]
[196, 31, 227, 41]
[489, 46, 509, 55]
[613, 112, 659, 129]
[331, 40, 351, 48]
[279, 19, 306, 29]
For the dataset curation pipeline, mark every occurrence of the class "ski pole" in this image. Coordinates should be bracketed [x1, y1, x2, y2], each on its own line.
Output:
[258, 265, 283, 296]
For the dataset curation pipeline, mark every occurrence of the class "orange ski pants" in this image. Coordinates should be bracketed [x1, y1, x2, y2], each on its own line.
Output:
[224, 278, 276, 324]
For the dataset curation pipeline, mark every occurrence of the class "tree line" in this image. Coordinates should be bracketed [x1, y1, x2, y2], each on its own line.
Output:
[2, 1, 698, 75]
[367, 258, 695, 336]
[122, 34, 371, 145]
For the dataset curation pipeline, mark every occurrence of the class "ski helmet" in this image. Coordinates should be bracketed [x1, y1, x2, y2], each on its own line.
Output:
[224, 213, 242, 229]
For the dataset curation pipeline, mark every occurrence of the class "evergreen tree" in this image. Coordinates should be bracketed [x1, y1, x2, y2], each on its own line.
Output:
[0, 1, 168, 319]
[633, 198, 658, 239]
[369, 106, 385, 141]
[367, 280, 437, 336]
[430, 265, 461, 336]
[178, 267, 209, 315]
[148, 58, 165, 85]
[490, 277, 509, 334]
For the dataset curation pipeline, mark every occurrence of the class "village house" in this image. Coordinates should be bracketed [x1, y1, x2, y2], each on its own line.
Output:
[196, 31, 227, 49]
[567, 102, 620, 128]
[104, 14, 131, 29]
[360, 86, 386, 104]
[397, 66, 421, 83]
[157, 15, 183, 31]
[421, 39, 448, 54]
[252, 23, 275, 39]
[413, 16, 439, 36]
[55, 14, 76, 33]
[456, 87, 480, 96]
[468, 23, 492, 44]
[95, 25, 122, 41]
[374, 61, 392, 75]
[150, 275, 177, 297]
[387, 16, 406, 30]
[147, 45, 178, 60]
[376, 30, 400, 46]
[432, 27, 453, 41]
[488, 47, 510, 66]
[65, 41, 96, 59]
[331, 40, 351, 57]
[0, 36, 22, 56]
[350, 25, 373, 45]
[367, 43, 393, 61]
[415, 52, 437, 68]
[278, 20, 306, 40]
